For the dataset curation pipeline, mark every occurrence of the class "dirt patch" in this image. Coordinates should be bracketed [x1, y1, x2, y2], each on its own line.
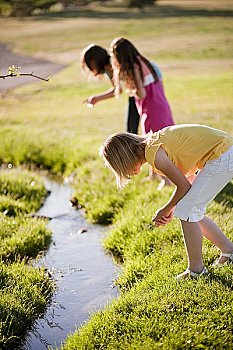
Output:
[0, 43, 65, 92]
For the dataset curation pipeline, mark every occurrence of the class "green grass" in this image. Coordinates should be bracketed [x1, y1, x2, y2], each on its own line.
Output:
[60, 270, 232, 350]
[60, 274, 232, 350]
[58, 177, 233, 350]
[0, 213, 51, 261]
[0, 1, 232, 349]
[0, 168, 47, 209]
[0, 169, 53, 348]
[0, 169, 51, 260]
[0, 260, 54, 349]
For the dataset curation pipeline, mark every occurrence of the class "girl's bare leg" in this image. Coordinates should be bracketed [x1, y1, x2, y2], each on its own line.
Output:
[148, 165, 160, 180]
[149, 166, 172, 190]
[199, 216, 233, 263]
[180, 220, 204, 272]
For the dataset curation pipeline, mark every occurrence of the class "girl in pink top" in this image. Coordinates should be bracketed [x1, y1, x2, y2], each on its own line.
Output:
[110, 37, 174, 134]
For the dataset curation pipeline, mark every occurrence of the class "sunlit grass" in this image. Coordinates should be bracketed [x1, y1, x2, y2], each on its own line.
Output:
[60, 270, 232, 350]
[0, 260, 54, 349]
[0, 169, 53, 348]
[59, 176, 233, 350]
[0, 169, 52, 261]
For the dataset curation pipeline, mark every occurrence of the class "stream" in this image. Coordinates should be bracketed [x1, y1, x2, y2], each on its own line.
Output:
[23, 178, 119, 350]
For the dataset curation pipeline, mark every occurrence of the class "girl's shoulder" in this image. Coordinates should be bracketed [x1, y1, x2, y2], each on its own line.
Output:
[150, 62, 163, 80]
[136, 56, 163, 81]
[136, 56, 150, 77]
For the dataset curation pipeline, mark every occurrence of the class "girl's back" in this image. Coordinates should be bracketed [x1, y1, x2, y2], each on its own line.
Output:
[135, 56, 174, 133]
[137, 56, 162, 87]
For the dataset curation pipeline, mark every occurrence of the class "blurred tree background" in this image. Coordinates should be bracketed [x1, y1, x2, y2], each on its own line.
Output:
[0, 0, 157, 17]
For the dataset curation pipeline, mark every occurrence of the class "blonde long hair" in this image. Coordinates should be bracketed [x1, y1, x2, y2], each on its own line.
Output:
[99, 132, 147, 188]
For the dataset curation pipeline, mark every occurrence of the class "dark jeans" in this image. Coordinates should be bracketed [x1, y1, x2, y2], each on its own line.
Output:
[127, 96, 140, 134]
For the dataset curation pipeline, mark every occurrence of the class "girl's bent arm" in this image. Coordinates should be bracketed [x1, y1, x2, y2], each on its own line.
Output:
[154, 147, 191, 212]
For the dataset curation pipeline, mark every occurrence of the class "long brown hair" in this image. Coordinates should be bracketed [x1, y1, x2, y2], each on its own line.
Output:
[99, 132, 147, 188]
[110, 37, 159, 92]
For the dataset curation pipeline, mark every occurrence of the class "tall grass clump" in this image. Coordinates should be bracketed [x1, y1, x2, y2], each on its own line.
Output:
[0, 260, 54, 349]
[0, 168, 54, 348]
[0, 168, 47, 212]
[0, 168, 51, 260]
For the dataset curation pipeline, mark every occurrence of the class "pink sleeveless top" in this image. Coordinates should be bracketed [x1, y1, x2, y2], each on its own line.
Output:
[135, 57, 174, 133]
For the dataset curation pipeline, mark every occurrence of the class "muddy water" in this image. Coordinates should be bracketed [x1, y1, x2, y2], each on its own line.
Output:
[23, 178, 118, 350]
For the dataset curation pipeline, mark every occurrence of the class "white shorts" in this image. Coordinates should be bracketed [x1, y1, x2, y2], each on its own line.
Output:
[174, 145, 233, 222]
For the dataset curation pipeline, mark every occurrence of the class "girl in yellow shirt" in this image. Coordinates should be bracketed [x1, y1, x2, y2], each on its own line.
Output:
[100, 124, 233, 279]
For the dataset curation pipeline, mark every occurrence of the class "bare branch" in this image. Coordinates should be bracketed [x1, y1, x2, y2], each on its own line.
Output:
[0, 65, 50, 82]
[0, 72, 50, 82]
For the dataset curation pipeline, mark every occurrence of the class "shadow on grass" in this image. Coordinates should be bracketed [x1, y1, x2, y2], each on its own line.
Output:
[214, 182, 233, 208]
[208, 270, 233, 289]
[34, 5, 233, 21]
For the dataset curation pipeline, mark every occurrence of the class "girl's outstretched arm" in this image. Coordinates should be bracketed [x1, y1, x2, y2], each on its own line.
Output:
[83, 75, 122, 105]
[152, 147, 191, 226]
[83, 87, 116, 105]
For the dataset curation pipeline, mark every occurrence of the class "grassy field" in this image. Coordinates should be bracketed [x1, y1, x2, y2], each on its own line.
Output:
[0, 1, 232, 349]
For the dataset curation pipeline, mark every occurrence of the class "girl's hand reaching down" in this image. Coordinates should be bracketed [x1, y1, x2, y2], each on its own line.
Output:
[152, 208, 174, 227]
[83, 96, 98, 106]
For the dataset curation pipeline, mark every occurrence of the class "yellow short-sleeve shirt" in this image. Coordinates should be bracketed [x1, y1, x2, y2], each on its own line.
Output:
[145, 124, 233, 176]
